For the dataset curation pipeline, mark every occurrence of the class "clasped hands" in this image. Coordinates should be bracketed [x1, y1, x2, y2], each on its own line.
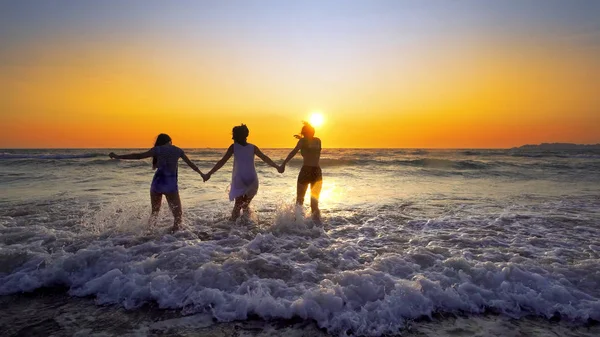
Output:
[200, 162, 285, 183]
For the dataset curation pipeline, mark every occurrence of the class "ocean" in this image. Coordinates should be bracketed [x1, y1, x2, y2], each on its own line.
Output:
[1, 148, 599, 336]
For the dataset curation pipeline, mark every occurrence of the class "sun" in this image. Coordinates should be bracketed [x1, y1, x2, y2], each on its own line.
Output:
[309, 112, 325, 127]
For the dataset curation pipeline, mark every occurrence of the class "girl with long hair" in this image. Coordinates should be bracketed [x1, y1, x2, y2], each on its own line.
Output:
[109, 133, 205, 232]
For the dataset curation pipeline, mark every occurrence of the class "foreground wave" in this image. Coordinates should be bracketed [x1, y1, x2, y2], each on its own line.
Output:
[1, 148, 599, 336]
[1, 202, 599, 337]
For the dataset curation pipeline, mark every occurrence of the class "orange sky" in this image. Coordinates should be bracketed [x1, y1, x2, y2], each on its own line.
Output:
[2, 2, 599, 148]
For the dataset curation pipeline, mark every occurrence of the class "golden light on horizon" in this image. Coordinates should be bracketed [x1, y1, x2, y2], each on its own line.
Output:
[309, 112, 325, 128]
[2, 3, 600, 149]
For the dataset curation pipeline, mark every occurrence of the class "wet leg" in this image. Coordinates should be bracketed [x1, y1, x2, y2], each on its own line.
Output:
[149, 192, 162, 227]
[296, 181, 309, 207]
[241, 195, 255, 216]
[230, 197, 244, 221]
[310, 179, 322, 220]
[165, 192, 182, 232]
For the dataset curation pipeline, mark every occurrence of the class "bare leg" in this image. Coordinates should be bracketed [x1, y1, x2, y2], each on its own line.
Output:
[150, 191, 162, 227]
[230, 197, 244, 221]
[310, 179, 322, 220]
[165, 192, 182, 231]
[296, 181, 309, 207]
[230, 195, 255, 221]
[241, 194, 254, 216]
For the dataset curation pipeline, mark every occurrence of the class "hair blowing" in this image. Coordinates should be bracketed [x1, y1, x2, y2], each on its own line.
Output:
[295, 121, 315, 139]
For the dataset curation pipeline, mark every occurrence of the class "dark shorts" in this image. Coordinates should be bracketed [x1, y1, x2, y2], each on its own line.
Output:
[298, 166, 322, 186]
[151, 170, 178, 194]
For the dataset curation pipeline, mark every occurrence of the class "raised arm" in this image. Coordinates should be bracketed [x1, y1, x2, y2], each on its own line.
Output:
[282, 140, 302, 166]
[181, 151, 204, 175]
[205, 145, 234, 180]
[254, 146, 279, 170]
[109, 148, 154, 160]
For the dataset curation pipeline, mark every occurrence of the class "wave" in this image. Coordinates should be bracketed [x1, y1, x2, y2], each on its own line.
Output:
[9, 155, 595, 174]
[0, 152, 106, 160]
[1, 227, 598, 336]
[460, 150, 506, 156]
[285, 158, 491, 170]
[510, 152, 568, 158]
[1, 195, 600, 336]
[396, 158, 489, 170]
[2, 151, 599, 177]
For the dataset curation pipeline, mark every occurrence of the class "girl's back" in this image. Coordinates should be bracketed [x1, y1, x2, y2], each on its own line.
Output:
[300, 138, 321, 167]
[230, 143, 258, 200]
[154, 145, 182, 173]
[232, 143, 256, 179]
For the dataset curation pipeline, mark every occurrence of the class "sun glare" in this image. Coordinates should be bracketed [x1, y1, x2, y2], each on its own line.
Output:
[315, 181, 340, 206]
[309, 112, 325, 127]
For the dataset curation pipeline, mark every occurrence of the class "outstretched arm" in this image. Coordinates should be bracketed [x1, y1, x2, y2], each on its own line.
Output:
[205, 145, 234, 180]
[181, 151, 204, 175]
[282, 140, 302, 166]
[254, 146, 280, 170]
[109, 148, 154, 160]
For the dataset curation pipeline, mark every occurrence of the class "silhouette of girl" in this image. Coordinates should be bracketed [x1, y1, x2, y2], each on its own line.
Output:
[109, 133, 204, 231]
[204, 124, 282, 221]
[281, 122, 322, 221]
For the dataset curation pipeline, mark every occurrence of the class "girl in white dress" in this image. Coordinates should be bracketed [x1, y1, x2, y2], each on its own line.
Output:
[204, 124, 282, 221]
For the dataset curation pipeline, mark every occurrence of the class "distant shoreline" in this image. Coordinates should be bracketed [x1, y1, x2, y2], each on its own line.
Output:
[512, 143, 600, 150]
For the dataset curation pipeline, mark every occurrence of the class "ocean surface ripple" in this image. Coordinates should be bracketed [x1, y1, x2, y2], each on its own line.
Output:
[1, 148, 599, 336]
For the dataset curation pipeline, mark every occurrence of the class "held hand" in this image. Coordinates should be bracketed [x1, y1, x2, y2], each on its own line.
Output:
[109, 152, 119, 159]
[277, 164, 285, 174]
[201, 172, 210, 182]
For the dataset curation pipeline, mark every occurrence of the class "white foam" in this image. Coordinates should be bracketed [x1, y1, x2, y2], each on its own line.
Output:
[1, 194, 600, 336]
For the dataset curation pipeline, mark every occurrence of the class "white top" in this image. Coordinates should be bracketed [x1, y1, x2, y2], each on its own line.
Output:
[229, 143, 258, 201]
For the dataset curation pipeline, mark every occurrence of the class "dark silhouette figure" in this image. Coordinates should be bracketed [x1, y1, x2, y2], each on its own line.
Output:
[109, 133, 204, 232]
[281, 122, 322, 221]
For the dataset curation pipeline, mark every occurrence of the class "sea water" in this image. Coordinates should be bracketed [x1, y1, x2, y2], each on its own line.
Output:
[0, 148, 599, 336]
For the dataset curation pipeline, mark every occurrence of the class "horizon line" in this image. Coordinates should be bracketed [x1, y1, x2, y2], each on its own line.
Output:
[2, 143, 599, 151]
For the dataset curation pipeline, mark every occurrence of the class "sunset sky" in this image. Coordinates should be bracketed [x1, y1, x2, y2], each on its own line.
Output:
[1, 0, 599, 148]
